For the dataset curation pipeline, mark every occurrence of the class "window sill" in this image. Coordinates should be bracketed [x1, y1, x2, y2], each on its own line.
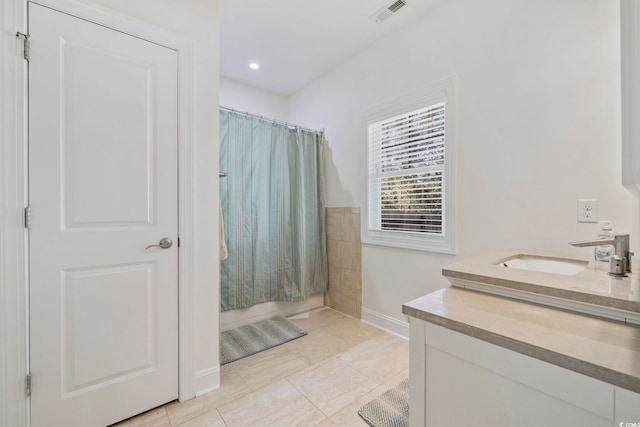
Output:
[361, 235, 456, 255]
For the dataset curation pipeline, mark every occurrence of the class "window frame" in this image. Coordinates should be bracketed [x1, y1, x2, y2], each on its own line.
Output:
[362, 77, 457, 254]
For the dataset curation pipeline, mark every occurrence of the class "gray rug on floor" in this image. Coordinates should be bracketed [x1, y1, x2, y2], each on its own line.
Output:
[358, 378, 409, 427]
[220, 316, 307, 365]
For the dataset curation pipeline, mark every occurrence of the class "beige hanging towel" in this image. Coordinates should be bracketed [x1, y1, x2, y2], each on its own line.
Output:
[219, 205, 228, 260]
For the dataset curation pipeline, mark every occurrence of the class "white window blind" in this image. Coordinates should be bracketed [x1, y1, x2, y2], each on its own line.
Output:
[368, 102, 446, 238]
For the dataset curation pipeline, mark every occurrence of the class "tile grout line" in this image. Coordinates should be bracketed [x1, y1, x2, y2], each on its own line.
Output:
[285, 354, 381, 422]
[284, 376, 330, 423]
[216, 408, 230, 427]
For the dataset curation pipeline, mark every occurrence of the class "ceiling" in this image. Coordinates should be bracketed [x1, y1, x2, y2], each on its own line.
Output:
[220, 0, 443, 96]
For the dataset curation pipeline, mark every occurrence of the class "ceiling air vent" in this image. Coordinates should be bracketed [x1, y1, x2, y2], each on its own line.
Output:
[371, 0, 407, 23]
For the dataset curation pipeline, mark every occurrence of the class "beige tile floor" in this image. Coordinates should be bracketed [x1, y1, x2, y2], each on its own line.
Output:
[114, 307, 409, 427]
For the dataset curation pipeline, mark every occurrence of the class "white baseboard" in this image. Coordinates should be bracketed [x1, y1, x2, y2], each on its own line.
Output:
[361, 307, 409, 340]
[220, 295, 324, 331]
[193, 366, 220, 398]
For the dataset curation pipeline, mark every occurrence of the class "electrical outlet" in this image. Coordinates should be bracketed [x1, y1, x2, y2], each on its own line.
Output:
[577, 199, 598, 223]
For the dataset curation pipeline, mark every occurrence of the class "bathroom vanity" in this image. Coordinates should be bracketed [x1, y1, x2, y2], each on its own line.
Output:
[403, 250, 640, 426]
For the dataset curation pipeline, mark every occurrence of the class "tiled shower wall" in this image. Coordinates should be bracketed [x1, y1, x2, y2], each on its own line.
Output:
[325, 207, 362, 318]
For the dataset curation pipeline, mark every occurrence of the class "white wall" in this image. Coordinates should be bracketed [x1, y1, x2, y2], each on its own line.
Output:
[287, 0, 640, 333]
[220, 77, 288, 120]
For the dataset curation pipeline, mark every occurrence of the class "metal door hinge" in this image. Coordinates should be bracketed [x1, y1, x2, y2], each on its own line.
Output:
[26, 374, 31, 397]
[16, 32, 30, 62]
[24, 206, 31, 229]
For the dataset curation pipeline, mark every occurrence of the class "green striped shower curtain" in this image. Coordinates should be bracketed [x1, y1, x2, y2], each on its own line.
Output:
[219, 110, 328, 311]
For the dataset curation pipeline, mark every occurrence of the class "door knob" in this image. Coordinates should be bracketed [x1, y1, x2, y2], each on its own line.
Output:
[145, 237, 173, 250]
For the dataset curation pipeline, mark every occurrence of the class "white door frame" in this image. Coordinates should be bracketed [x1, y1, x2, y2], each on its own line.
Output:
[1, 0, 199, 424]
[0, 0, 30, 425]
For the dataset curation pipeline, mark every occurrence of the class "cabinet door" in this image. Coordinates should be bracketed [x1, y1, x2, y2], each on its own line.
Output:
[422, 323, 614, 426]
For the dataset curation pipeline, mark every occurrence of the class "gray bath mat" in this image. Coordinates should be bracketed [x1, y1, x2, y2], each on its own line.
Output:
[220, 317, 307, 365]
[358, 378, 409, 427]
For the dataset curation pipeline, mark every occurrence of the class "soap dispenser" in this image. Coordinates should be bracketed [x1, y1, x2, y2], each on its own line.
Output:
[595, 220, 614, 262]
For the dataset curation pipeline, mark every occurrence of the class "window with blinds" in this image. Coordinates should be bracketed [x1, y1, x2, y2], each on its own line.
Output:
[368, 102, 446, 237]
[363, 78, 459, 253]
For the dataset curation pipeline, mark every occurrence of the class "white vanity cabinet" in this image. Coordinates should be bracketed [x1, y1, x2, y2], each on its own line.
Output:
[409, 319, 640, 426]
[404, 288, 640, 427]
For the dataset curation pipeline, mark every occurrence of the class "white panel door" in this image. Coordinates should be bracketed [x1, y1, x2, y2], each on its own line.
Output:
[28, 3, 179, 426]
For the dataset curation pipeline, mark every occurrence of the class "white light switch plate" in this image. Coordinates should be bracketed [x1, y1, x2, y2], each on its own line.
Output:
[577, 199, 598, 223]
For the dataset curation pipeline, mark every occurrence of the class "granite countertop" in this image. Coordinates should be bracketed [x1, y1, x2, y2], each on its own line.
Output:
[403, 287, 640, 394]
[442, 249, 640, 313]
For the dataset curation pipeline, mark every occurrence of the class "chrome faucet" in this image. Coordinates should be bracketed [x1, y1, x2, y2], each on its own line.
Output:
[569, 234, 633, 276]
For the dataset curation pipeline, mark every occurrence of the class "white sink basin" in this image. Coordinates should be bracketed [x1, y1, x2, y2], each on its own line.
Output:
[498, 255, 588, 276]
[444, 250, 639, 324]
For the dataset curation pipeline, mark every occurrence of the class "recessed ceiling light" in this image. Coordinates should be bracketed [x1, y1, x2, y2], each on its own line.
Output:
[249, 62, 260, 70]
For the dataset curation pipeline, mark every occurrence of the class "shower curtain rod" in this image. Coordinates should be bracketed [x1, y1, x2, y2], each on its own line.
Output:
[219, 105, 325, 135]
